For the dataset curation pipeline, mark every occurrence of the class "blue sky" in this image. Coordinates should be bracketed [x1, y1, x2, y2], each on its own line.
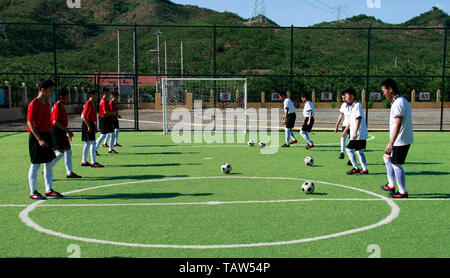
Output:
[171, 0, 449, 26]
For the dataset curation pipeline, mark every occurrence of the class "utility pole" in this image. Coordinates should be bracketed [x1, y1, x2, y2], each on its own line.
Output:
[164, 41, 168, 76]
[117, 29, 121, 95]
[394, 56, 399, 68]
[180, 41, 184, 77]
[331, 5, 348, 21]
[150, 30, 162, 93]
[0, 14, 7, 41]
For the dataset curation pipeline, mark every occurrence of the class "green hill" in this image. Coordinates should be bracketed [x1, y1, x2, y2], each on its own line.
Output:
[0, 1, 449, 96]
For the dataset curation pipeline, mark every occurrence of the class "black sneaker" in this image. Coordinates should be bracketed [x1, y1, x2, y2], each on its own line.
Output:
[390, 192, 408, 199]
[45, 189, 64, 198]
[381, 184, 395, 193]
[346, 168, 360, 175]
[338, 152, 345, 159]
[30, 191, 47, 200]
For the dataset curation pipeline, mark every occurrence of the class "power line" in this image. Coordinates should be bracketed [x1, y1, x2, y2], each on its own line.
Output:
[300, 0, 334, 15]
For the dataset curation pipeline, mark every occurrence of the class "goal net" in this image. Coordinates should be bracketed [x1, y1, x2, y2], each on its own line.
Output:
[162, 78, 247, 134]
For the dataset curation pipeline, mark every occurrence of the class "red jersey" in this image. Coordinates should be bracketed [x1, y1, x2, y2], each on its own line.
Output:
[99, 97, 112, 118]
[51, 102, 68, 128]
[110, 100, 118, 114]
[82, 100, 97, 122]
[27, 98, 52, 133]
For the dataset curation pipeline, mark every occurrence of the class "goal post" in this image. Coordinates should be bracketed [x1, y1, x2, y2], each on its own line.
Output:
[162, 78, 248, 134]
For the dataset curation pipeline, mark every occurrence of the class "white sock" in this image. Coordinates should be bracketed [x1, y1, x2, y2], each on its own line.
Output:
[356, 150, 368, 171]
[52, 151, 64, 168]
[392, 163, 407, 194]
[346, 148, 359, 169]
[103, 133, 110, 144]
[96, 134, 107, 151]
[28, 164, 40, 194]
[300, 131, 312, 145]
[110, 132, 115, 147]
[43, 162, 53, 192]
[340, 137, 346, 153]
[383, 157, 396, 188]
[284, 128, 290, 145]
[289, 129, 296, 141]
[82, 143, 89, 163]
[64, 149, 73, 175]
[114, 129, 119, 145]
[89, 141, 96, 164]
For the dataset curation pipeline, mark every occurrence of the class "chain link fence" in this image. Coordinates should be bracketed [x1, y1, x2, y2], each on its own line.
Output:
[0, 22, 448, 131]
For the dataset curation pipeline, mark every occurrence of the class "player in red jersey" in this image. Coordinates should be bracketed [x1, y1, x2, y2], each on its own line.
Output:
[50, 88, 81, 178]
[95, 87, 118, 154]
[103, 90, 122, 148]
[27, 78, 64, 200]
[81, 89, 104, 168]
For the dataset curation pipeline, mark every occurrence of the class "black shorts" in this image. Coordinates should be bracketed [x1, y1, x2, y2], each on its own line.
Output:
[112, 117, 119, 129]
[99, 117, 114, 134]
[82, 121, 97, 142]
[301, 117, 314, 133]
[29, 132, 56, 164]
[50, 126, 70, 151]
[285, 113, 296, 129]
[342, 126, 350, 136]
[390, 145, 410, 165]
[347, 140, 366, 151]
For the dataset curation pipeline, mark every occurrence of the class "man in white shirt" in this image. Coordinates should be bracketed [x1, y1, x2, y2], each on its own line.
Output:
[380, 78, 413, 199]
[335, 93, 351, 160]
[342, 88, 369, 175]
[300, 92, 315, 150]
[280, 91, 297, 147]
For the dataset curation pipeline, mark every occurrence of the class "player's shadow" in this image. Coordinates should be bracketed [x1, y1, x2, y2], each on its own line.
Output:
[368, 162, 443, 166]
[64, 192, 214, 201]
[127, 152, 199, 155]
[107, 163, 201, 168]
[407, 171, 450, 176]
[407, 193, 450, 199]
[82, 174, 188, 181]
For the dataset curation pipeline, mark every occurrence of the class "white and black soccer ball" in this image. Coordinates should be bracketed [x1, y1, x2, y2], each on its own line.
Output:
[221, 163, 232, 174]
[248, 140, 255, 147]
[258, 142, 265, 149]
[304, 156, 314, 166]
[301, 181, 315, 194]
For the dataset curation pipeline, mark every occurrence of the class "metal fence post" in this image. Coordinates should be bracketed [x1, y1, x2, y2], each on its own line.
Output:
[52, 21, 58, 88]
[134, 23, 139, 131]
[365, 25, 371, 127]
[440, 27, 448, 131]
[290, 25, 294, 94]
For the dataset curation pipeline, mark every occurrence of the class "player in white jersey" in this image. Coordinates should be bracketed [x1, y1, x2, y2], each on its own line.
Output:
[380, 78, 413, 198]
[335, 93, 351, 160]
[342, 88, 369, 175]
[280, 91, 297, 147]
[300, 92, 315, 150]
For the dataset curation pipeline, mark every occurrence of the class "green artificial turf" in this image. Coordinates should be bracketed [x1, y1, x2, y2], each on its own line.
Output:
[0, 131, 449, 258]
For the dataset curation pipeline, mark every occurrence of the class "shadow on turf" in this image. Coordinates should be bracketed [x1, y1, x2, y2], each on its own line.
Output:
[407, 193, 450, 199]
[367, 162, 443, 166]
[81, 174, 188, 181]
[63, 192, 214, 200]
[127, 152, 199, 155]
[106, 163, 201, 168]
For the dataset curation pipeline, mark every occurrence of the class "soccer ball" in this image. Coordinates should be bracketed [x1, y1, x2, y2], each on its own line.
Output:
[304, 156, 314, 166]
[221, 163, 232, 174]
[258, 142, 265, 148]
[301, 181, 315, 194]
[248, 140, 255, 147]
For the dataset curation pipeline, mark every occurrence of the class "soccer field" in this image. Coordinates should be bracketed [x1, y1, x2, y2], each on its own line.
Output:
[0, 131, 449, 258]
